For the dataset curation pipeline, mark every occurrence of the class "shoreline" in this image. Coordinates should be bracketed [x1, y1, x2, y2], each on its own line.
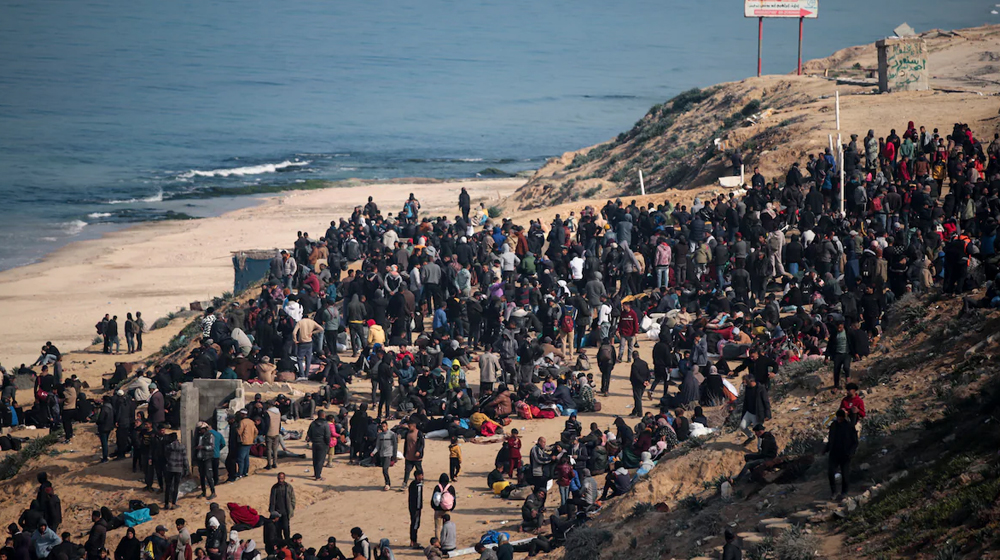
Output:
[0, 177, 525, 367]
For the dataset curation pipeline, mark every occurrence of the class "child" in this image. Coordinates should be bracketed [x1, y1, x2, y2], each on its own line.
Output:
[505, 428, 522, 480]
[448, 436, 462, 481]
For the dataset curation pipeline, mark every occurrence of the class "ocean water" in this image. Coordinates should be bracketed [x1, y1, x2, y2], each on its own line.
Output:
[0, 0, 988, 270]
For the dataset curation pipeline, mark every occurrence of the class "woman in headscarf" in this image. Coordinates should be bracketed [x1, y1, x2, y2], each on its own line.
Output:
[699, 366, 727, 405]
[240, 541, 260, 560]
[675, 362, 701, 407]
[373, 539, 395, 560]
[225, 532, 242, 560]
[115, 527, 141, 560]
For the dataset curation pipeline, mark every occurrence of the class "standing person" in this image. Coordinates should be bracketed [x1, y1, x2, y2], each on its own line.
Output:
[306, 410, 332, 481]
[292, 316, 323, 380]
[402, 419, 425, 488]
[268, 473, 295, 543]
[448, 437, 462, 481]
[60, 379, 77, 443]
[617, 304, 638, 362]
[478, 350, 500, 396]
[528, 438, 551, 490]
[430, 474, 457, 538]
[628, 352, 650, 417]
[407, 470, 424, 549]
[265, 405, 282, 470]
[135, 312, 145, 352]
[235, 411, 257, 478]
[100, 313, 111, 354]
[164, 433, 188, 510]
[372, 421, 397, 491]
[825, 409, 858, 500]
[458, 187, 471, 223]
[195, 423, 217, 500]
[107, 315, 120, 355]
[95, 396, 115, 463]
[124, 313, 137, 354]
[596, 338, 616, 397]
[84, 510, 108, 560]
[824, 322, 856, 392]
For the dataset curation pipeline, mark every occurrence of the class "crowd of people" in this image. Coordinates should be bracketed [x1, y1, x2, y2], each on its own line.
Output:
[6, 119, 1000, 559]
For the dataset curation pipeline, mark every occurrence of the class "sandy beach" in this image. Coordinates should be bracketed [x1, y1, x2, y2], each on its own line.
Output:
[0, 179, 524, 368]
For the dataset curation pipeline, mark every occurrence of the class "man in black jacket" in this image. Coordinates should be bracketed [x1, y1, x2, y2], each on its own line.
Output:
[408, 469, 424, 549]
[722, 529, 742, 560]
[262, 511, 281, 556]
[306, 410, 332, 481]
[739, 376, 771, 444]
[628, 352, 650, 417]
[737, 424, 778, 480]
[84, 510, 107, 560]
[825, 409, 859, 500]
[95, 396, 115, 464]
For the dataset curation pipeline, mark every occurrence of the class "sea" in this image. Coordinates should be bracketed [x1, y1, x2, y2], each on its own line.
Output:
[0, 0, 988, 270]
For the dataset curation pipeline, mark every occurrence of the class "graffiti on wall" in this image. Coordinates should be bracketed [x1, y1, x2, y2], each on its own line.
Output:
[886, 41, 927, 89]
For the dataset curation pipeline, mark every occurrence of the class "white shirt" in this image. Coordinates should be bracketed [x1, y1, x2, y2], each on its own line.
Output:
[598, 303, 612, 325]
[569, 256, 585, 280]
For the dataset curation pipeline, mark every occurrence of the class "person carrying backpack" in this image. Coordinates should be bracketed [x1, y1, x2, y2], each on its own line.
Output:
[430, 474, 456, 539]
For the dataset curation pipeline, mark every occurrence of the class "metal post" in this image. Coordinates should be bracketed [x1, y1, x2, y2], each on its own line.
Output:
[835, 90, 841, 130]
[639, 170, 646, 196]
[838, 133, 845, 216]
[757, 17, 763, 77]
[797, 17, 803, 75]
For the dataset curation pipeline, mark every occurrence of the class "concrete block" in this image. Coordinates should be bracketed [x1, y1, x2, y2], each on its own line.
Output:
[877, 38, 928, 92]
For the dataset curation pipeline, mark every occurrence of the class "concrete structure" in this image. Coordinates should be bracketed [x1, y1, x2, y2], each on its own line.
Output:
[877, 37, 929, 93]
[178, 379, 244, 470]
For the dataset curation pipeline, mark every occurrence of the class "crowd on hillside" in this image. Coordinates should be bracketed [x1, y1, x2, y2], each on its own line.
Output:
[6, 119, 1000, 559]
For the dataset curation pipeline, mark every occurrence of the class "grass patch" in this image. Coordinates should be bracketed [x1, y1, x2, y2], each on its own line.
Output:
[0, 432, 63, 481]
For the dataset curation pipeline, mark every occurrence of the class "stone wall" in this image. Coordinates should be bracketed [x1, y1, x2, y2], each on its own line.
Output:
[877, 38, 929, 93]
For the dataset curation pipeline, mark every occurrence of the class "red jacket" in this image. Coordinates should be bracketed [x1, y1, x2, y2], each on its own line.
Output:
[618, 309, 639, 337]
[840, 395, 866, 418]
[227, 502, 260, 526]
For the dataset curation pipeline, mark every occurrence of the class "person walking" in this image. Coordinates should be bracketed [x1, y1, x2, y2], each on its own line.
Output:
[825, 409, 858, 500]
[195, 422, 217, 500]
[824, 322, 857, 392]
[617, 304, 638, 362]
[739, 375, 771, 445]
[596, 338, 616, 397]
[306, 409, 332, 481]
[372, 420, 397, 491]
[628, 352, 650, 417]
[430, 473, 457, 539]
[268, 473, 295, 543]
[408, 469, 424, 549]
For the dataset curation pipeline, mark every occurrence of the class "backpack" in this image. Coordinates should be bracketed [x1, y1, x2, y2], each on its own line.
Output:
[480, 530, 509, 546]
[95, 322, 104, 335]
[559, 314, 574, 334]
[432, 483, 455, 511]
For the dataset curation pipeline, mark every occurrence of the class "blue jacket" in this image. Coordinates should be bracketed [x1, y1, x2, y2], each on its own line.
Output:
[210, 429, 226, 458]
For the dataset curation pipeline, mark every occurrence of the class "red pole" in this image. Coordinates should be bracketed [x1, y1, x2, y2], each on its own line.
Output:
[757, 17, 763, 77]
[797, 17, 803, 75]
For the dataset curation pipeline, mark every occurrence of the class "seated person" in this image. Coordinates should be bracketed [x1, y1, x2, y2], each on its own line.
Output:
[737, 424, 778, 479]
[521, 489, 547, 532]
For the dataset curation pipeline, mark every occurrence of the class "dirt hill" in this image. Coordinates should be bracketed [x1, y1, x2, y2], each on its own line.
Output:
[511, 25, 1000, 211]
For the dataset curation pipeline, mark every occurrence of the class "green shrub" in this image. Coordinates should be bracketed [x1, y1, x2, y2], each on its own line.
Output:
[487, 206, 503, 218]
[564, 527, 613, 560]
[680, 495, 707, 512]
[741, 99, 762, 116]
[628, 501, 656, 519]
